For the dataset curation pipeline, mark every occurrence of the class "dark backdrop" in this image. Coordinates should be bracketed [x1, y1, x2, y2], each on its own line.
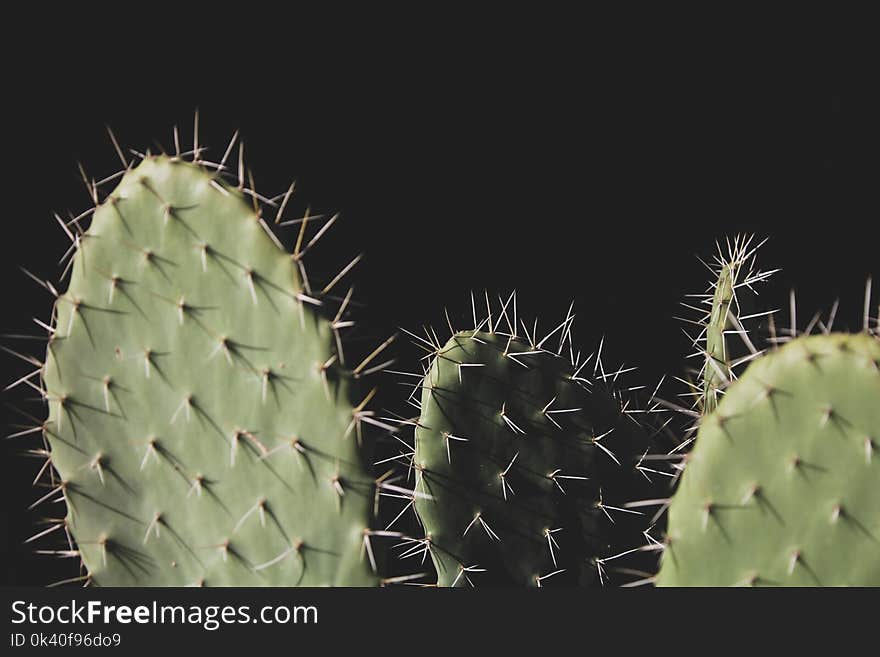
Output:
[2, 27, 875, 585]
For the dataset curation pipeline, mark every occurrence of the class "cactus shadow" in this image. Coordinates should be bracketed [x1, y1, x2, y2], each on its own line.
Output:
[105, 539, 157, 580]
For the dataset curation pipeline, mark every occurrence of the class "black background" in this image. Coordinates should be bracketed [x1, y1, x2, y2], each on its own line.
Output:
[1, 20, 876, 586]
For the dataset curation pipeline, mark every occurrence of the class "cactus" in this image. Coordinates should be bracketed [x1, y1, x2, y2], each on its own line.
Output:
[678, 235, 776, 420]
[398, 295, 666, 586]
[17, 128, 399, 586]
[657, 323, 880, 585]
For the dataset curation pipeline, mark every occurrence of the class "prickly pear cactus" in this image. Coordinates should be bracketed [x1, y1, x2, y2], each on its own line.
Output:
[657, 332, 880, 586]
[34, 147, 385, 586]
[406, 297, 662, 586]
[681, 235, 775, 417]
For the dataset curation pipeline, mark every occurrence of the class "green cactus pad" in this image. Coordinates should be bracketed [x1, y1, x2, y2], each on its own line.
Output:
[411, 307, 658, 587]
[657, 332, 880, 586]
[683, 235, 774, 417]
[41, 155, 378, 586]
[700, 250, 738, 414]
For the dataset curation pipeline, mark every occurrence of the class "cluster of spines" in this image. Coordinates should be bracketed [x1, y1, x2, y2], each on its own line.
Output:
[670, 235, 777, 440]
